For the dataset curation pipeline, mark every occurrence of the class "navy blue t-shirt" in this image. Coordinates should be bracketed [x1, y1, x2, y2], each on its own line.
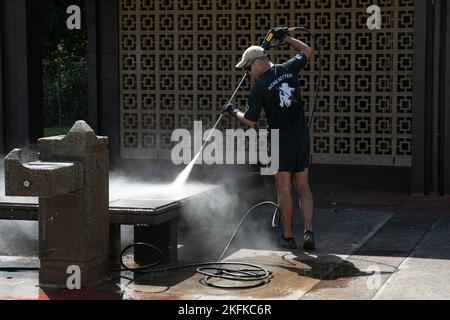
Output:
[244, 53, 309, 144]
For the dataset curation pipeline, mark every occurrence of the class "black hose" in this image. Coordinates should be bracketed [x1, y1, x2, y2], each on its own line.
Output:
[1, 199, 279, 290]
[302, 28, 322, 129]
[117, 201, 280, 289]
[2, 200, 402, 291]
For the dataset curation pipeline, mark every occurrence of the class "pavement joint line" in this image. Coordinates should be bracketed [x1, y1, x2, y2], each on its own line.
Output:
[371, 212, 443, 300]
[351, 212, 396, 254]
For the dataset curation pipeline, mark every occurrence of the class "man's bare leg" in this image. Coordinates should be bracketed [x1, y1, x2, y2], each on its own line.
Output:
[293, 169, 314, 232]
[275, 171, 294, 238]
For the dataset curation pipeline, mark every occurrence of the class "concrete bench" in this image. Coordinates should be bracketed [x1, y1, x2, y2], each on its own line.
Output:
[0, 184, 224, 267]
[0, 168, 261, 272]
[0, 202, 177, 267]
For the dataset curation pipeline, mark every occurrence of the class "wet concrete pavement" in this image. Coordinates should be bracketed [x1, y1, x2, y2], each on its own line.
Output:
[1, 165, 450, 300]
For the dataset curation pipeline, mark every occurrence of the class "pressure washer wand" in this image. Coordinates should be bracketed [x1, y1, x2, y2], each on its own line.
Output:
[228, 72, 248, 105]
[213, 72, 247, 135]
[198, 72, 248, 160]
[214, 71, 247, 127]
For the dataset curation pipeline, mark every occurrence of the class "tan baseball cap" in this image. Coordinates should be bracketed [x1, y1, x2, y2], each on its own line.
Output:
[236, 46, 267, 69]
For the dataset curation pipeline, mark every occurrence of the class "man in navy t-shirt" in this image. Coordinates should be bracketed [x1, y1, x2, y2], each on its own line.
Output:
[223, 31, 315, 251]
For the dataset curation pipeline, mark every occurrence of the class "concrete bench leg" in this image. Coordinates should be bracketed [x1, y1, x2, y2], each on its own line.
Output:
[134, 219, 178, 265]
[109, 224, 121, 268]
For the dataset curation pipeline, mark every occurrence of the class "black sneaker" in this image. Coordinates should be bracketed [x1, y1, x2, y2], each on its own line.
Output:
[303, 231, 316, 251]
[278, 236, 297, 250]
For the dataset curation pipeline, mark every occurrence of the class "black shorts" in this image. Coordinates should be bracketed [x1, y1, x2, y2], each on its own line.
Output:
[277, 132, 311, 173]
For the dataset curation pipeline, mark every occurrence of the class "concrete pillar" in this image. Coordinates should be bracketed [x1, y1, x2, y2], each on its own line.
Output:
[412, 0, 449, 195]
[87, 0, 120, 165]
[0, 0, 43, 153]
[443, 1, 450, 195]
[412, 0, 431, 195]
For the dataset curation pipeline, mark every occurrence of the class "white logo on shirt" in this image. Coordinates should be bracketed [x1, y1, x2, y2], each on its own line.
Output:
[278, 83, 295, 108]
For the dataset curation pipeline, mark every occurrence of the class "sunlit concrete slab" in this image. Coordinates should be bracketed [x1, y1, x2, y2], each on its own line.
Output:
[373, 257, 450, 300]
[301, 204, 450, 300]
[373, 216, 450, 300]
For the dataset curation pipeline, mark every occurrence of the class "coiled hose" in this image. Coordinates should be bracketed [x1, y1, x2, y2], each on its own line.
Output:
[117, 201, 281, 289]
